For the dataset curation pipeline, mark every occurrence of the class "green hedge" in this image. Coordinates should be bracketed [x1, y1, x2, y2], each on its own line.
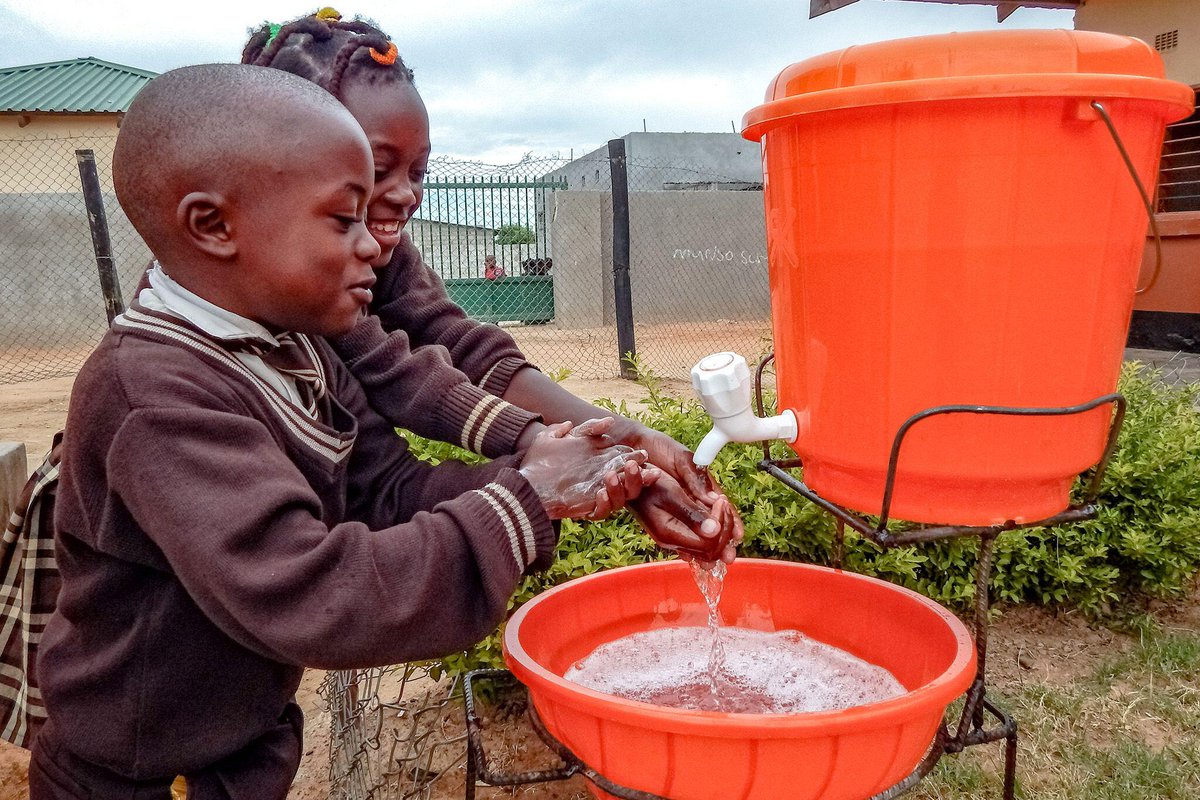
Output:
[406, 363, 1200, 676]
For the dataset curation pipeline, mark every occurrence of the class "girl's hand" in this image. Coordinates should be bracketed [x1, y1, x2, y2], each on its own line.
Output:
[630, 478, 743, 564]
[602, 419, 719, 504]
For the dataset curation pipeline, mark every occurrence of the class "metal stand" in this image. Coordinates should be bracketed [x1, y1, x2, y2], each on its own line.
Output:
[460, 357, 1125, 800]
[463, 669, 948, 800]
[750, 354, 1127, 800]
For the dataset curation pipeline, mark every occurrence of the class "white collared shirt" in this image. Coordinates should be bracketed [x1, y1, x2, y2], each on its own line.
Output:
[137, 263, 314, 415]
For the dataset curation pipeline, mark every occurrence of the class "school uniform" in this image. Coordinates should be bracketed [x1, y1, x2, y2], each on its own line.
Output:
[133, 262, 544, 458]
[331, 232, 538, 423]
[31, 271, 555, 799]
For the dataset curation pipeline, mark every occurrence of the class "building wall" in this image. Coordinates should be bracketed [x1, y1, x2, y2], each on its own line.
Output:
[1075, 1, 1200, 319]
[0, 191, 152, 341]
[0, 113, 120, 193]
[1075, 0, 1200, 85]
[545, 132, 763, 192]
[549, 189, 770, 328]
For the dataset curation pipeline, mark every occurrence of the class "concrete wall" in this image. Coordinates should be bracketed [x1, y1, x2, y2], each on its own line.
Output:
[0, 442, 26, 523]
[0, 116, 120, 193]
[1134, 210, 1200, 314]
[550, 189, 770, 328]
[545, 133, 763, 192]
[0, 192, 152, 343]
[1076, 0, 1200, 85]
[0, 121, 138, 348]
[549, 191, 608, 327]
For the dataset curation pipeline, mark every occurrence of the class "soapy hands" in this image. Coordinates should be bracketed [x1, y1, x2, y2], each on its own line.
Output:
[575, 418, 743, 564]
[514, 415, 744, 560]
[518, 418, 657, 520]
[597, 419, 739, 563]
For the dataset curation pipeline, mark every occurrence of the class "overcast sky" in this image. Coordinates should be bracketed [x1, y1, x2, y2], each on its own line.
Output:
[0, 1, 1075, 163]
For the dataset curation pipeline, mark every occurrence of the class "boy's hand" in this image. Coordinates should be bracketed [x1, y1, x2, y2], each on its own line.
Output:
[519, 420, 655, 520]
[630, 476, 743, 564]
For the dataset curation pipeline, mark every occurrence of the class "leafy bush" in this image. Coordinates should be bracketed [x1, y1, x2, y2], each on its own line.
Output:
[493, 224, 536, 245]
[406, 362, 1200, 674]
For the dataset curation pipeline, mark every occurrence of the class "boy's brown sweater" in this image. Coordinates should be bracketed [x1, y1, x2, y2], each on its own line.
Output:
[42, 306, 555, 780]
[135, 258, 542, 460]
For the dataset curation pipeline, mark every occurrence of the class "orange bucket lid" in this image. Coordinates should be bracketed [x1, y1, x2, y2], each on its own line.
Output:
[743, 30, 1196, 140]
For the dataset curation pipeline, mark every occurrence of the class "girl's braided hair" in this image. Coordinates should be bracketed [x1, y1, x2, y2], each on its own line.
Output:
[241, 8, 414, 101]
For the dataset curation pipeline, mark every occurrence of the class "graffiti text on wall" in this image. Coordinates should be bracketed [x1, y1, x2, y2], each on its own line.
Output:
[672, 248, 767, 266]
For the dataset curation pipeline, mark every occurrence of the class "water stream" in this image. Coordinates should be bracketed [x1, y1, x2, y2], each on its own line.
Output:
[690, 559, 728, 711]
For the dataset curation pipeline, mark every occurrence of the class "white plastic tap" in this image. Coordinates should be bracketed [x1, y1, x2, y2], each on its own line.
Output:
[690, 352, 798, 466]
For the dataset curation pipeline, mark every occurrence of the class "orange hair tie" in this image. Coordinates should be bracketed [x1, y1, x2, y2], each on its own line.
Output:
[369, 41, 398, 65]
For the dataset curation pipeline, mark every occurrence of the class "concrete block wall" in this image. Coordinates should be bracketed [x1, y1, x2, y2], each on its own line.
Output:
[0, 192, 152, 344]
[0, 442, 27, 525]
[550, 189, 771, 328]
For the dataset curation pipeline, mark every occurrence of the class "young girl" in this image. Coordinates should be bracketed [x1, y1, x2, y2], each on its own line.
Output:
[241, 9, 742, 560]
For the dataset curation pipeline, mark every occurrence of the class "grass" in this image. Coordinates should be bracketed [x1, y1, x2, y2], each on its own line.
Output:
[912, 619, 1200, 799]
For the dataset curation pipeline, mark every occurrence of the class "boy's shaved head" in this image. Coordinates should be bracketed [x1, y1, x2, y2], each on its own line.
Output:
[114, 63, 363, 258]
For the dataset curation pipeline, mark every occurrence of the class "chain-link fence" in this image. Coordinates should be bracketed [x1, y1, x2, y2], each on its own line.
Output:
[407, 146, 774, 384]
[616, 143, 774, 380]
[2, 133, 776, 798]
[0, 131, 151, 384]
[1, 141, 774, 386]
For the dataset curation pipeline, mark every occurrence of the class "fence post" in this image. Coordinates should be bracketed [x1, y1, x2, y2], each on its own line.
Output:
[608, 138, 637, 379]
[75, 149, 125, 325]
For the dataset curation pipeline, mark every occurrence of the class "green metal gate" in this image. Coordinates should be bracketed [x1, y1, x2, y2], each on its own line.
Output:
[408, 174, 565, 324]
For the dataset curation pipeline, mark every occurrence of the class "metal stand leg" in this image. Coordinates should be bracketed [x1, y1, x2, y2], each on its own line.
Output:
[1004, 723, 1019, 800]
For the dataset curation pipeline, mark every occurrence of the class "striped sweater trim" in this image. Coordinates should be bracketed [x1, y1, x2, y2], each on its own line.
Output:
[471, 400, 509, 455]
[115, 309, 353, 465]
[487, 484, 538, 563]
[478, 360, 507, 392]
[474, 482, 538, 570]
[459, 394, 523, 455]
[459, 395, 499, 453]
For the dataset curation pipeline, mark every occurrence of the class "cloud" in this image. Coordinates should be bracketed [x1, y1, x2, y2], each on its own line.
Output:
[0, 0, 1075, 160]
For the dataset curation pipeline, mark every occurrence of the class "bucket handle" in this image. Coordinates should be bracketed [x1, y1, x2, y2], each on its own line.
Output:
[1090, 100, 1162, 296]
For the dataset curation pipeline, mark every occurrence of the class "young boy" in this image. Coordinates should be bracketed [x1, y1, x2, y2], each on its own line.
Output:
[31, 64, 649, 799]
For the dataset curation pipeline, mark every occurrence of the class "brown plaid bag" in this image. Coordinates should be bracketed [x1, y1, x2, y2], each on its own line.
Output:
[0, 435, 62, 748]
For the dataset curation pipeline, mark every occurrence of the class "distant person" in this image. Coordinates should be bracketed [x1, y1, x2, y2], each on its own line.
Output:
[521, 257, 552, 276]
[30, 64, 655, 799]
[242, 8, 743, 558]
[484, 253, 505, 280]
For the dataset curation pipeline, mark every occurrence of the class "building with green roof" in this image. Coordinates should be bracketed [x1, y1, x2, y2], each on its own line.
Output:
[0, 56, 157, 194]
[0, 57, 156, 116]
[1, 57, 156, 192]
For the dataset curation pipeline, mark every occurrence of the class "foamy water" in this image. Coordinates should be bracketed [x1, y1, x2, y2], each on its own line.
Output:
[565, 626, 906, 713]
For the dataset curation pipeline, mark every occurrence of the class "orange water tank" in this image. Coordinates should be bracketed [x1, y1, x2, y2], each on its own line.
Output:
[741, 30, 1194, 525]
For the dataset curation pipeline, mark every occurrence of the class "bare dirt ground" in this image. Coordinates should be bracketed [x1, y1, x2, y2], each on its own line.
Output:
[0, 342, 1195, 799]
[504, 321, 773, 384]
